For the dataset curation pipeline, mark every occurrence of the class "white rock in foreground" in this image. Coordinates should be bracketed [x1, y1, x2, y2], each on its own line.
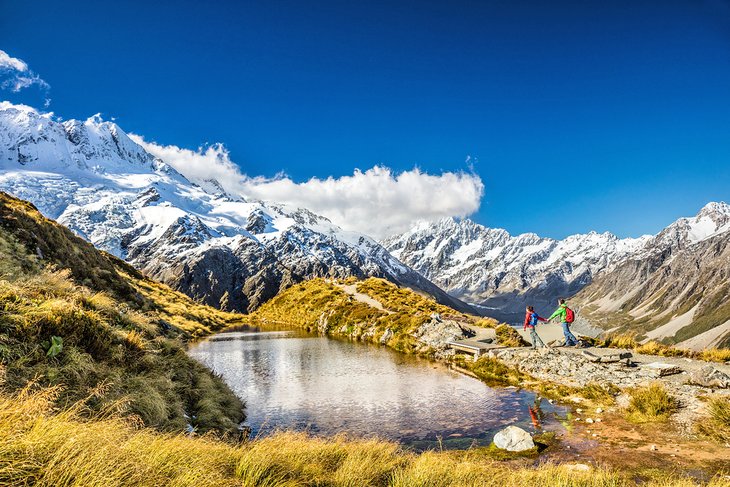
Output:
[492, 426, 535, 452]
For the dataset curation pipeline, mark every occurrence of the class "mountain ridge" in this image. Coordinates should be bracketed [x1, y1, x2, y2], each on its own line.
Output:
[0, 102, 474, 314]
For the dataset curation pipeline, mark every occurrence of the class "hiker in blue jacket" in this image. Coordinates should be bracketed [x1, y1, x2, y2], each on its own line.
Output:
[548, 298, 579, 347]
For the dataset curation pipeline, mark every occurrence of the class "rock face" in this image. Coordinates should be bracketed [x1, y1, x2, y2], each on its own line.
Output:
[0, 102, 474, 314]
[412, 318, 471, 352]
[492, 426, 535, 452]
[382, 217, 649, 323]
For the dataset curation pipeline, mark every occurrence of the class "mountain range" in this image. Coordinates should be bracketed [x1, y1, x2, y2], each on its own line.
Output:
[384, 203, 730, 347]
[0, 102, 472, 314]
[1, 100, 728, 349]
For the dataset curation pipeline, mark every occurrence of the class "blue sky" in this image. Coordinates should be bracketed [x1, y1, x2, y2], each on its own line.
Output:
[2, 0, 730, 239]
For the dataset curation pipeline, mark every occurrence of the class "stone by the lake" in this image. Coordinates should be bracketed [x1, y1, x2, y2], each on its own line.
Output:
[492, 426, 535, 452]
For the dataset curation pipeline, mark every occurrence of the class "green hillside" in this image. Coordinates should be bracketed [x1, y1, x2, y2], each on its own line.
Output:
[0, 192, 245, 434]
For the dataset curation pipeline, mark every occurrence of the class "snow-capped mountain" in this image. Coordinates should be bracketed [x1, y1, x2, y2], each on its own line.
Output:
[0, 102, 473, 313]
[573, 202, 730, 349]
[384, 203, 730, 333]
[382, 218, 652, 322]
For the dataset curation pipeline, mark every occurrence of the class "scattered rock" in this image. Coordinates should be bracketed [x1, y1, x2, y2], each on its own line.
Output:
[493, 426, 535, 452]
[585, 418, 594, 424]
[650, 445, 657, 451]
[643, 362, 682, 377]
[688, 365, 730, 389]
[380, 328, 393, 344]
[595, 418, 602, 423]
[595, 407, 604, 414]
[564, 463, 591, 472]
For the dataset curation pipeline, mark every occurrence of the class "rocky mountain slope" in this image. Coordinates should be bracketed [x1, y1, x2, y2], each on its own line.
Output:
[382, 217, 649, 322]
[573, 203, 730, 349]
[384, 203, 730, 345]
[0, 102, 472, 314]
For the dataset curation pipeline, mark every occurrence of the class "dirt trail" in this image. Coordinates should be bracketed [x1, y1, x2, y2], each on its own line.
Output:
[333, 283, 395, 314]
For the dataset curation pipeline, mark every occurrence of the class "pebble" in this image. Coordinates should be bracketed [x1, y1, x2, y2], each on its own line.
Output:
[595, 418, 602, 423]
[595, 408, 603, 414]
[576, 408, 583, 414]
[585, 418, 594, 424]
[650, 445, 657, 451]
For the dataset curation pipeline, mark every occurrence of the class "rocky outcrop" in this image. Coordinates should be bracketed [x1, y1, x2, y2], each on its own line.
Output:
[412, 318, 471, 353]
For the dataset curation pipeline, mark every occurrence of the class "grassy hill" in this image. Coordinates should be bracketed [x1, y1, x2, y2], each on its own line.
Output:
[0, 192, 245, 434]
[249, 276, 520, 354]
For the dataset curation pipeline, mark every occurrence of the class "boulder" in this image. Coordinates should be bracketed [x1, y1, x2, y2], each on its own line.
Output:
[642, 362, 682, 377]
[492, 426, 535, 452]
[688, 365, 730, 389]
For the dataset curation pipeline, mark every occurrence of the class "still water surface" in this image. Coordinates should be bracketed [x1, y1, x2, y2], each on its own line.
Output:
[189, 326, 567, 449]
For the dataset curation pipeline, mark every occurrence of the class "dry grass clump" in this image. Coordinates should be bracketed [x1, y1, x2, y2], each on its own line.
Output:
[578, 382, 621, 406]
[3, 386, 724, 487]
[453, 355, 527, 386]
[495, 324, 529, 347]
[600, 333, 730, 364]
[625, 383, 678, 423]
[697, 396, 730, 444]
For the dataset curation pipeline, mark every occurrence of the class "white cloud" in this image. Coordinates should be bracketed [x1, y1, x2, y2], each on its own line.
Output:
[130, 135, 484, 238]
[0, 50, 50, 103]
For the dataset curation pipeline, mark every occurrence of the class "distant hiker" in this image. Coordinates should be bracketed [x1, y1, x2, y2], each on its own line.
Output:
[523, 305, 548, 349]
[548, 298, 579, 347]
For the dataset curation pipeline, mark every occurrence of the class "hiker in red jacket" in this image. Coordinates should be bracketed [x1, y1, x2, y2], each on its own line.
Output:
[523, 306, 548, 349]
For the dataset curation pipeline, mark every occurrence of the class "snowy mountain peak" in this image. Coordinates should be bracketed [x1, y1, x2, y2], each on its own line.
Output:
[0, 101, 472, 314]
[382, 217, 651, 321]
[0, 102, 157, 174]
[649, 201, 730, 249]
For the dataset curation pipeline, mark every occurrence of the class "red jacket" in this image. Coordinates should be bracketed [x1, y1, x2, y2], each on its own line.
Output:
[523, 311, 548, 330]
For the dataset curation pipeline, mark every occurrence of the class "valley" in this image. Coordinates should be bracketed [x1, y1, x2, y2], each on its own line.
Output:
[0, 101, 729, 486]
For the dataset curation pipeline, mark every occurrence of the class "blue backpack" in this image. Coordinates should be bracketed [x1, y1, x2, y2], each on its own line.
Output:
[529, 313, 539, 326]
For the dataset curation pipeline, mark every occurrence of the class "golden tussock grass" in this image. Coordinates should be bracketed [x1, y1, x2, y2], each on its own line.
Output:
[625, 383, 678, 423]
[1, 386, 725, 487]
[697, 396, 730, 444]
[600, 333, 730, 364]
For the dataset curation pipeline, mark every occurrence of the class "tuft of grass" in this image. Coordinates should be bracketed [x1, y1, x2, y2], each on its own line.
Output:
[452, 355, 527, 387]
[697, 396, 730, 444]
[578, 382, 620, 406]
[625, 383, 678, 423]
[600, 332, 730, 364]
[495, 324, 529, 347]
